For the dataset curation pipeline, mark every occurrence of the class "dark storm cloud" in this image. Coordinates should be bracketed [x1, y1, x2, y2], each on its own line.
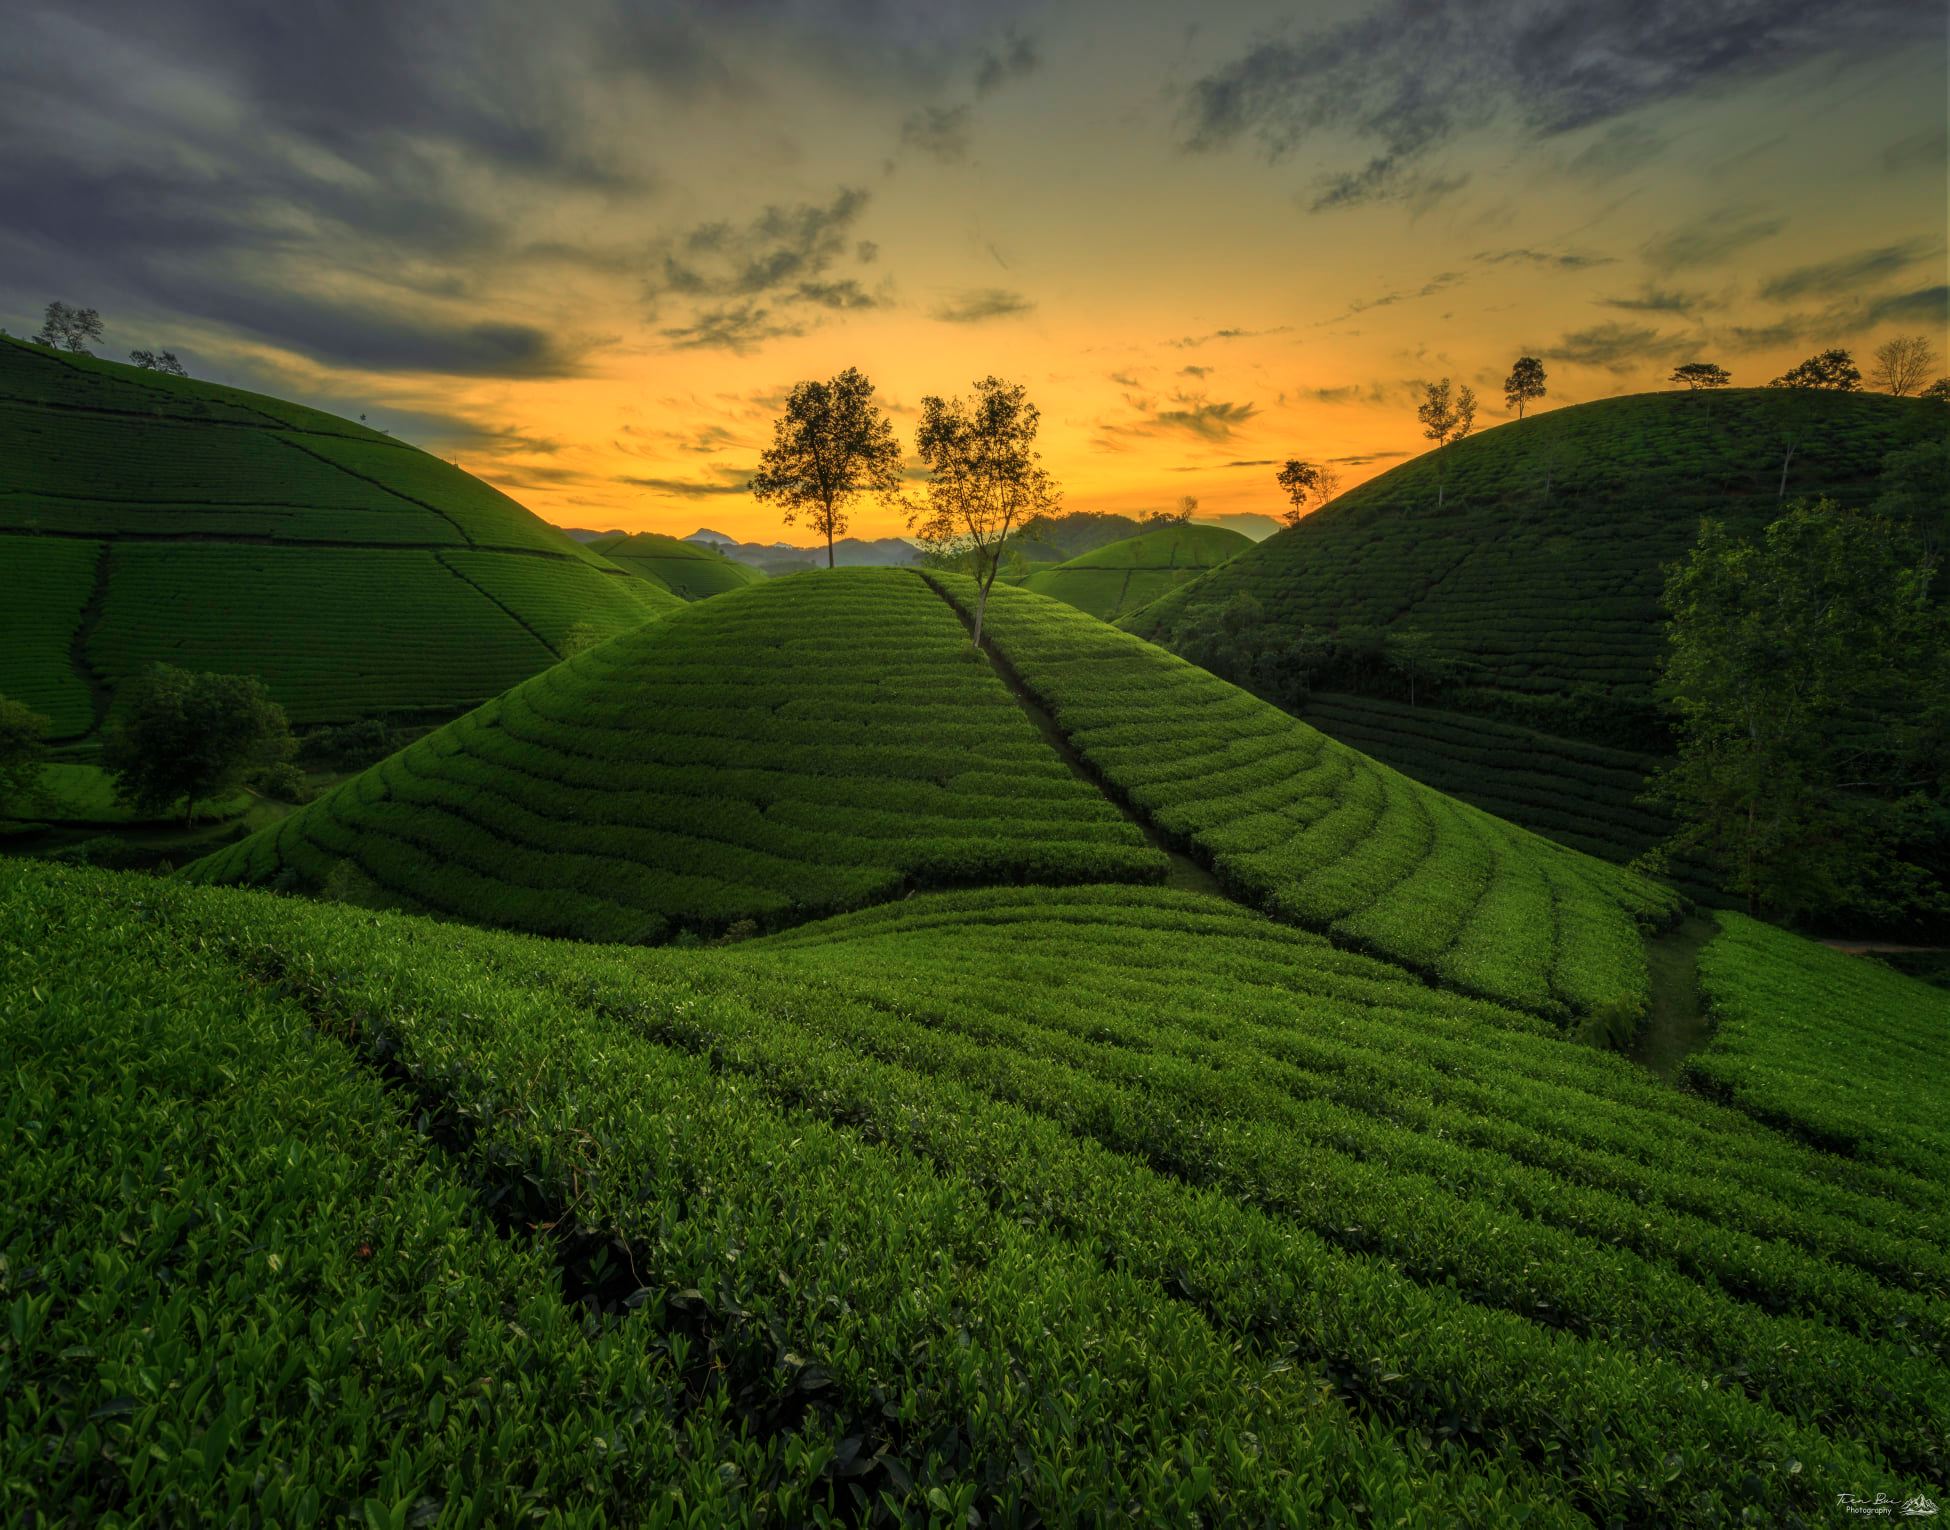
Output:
[1642, 207, 1787, 270]
[901, 105, 975, 164]
[1553, 321, 1689, 370]
[930, 288, 1035, 323]
[1758, 240, 1939, 302]
[1181, 1, 1933, 209]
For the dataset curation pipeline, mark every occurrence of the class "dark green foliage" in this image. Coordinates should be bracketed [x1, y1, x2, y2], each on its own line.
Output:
[1017, 523, 1250, 619]
[189, 572, 1164, 939]
[1874, 435, 1950, 557]
[10, 859, 1947, 1522]
[0, 693, 49, 816]
[1128, 390, 1937, 751]
[102, 664, 295, 826]
[1650, 502, 1949, 929]
[1503, 356, 1547, 418]
[750, 367, 903, 568]
[0, 337, 671, 738]
[1671, 362, 1732, 390]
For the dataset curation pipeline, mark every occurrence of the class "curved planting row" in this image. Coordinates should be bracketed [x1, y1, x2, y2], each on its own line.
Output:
[19, 863, 1943, 1523]
[188, 571, 1164, 939]
[934, 573, 1675, 1022]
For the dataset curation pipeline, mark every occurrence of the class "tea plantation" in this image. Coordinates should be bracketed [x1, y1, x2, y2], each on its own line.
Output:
[586, 531, 768, 600]
[5, 849, 1945, 1524]
[1015, 522, 1250, 621]
[0, 337, 673, 738]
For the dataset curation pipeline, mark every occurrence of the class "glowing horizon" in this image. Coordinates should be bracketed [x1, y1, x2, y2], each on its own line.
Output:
[3, 1, 1942, 544]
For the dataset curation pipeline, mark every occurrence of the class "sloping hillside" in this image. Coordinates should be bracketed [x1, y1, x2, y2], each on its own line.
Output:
[194, 568, 1674, 1024]
[9, 848, 1945, 1524]
[584, 531, 766, 599]
[1018, 522, 1250, 620]
[0, 338, 675, 737]
[1125, 389, 1936, 745]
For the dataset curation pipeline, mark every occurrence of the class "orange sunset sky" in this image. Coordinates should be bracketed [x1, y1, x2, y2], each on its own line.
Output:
[3, 0, 1944, 541]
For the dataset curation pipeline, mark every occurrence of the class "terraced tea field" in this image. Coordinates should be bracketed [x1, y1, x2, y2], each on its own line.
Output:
[1016, 522, 1250, 621]
[1126, 389, 1937, 748]
[6, 851, 1944, 1525]
[585, 531, 768, 600]
[0, 338, 670, 737]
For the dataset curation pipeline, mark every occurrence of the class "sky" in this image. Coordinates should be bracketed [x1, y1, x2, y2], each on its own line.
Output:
[3, 0, 1944, 541]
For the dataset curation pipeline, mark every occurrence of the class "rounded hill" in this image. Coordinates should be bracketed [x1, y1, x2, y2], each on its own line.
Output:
[1017, 521, 1250, 620]
[583, 531, 767, 599]
[0, 337, 677, 739]
[1124, 388, 1938, 742]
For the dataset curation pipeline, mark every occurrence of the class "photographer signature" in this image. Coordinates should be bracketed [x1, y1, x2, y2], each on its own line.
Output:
[1838, 1493, 1939, 1519]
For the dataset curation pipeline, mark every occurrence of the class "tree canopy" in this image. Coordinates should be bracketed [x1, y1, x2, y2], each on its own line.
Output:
[1649, 501, 1949, 929]
[1274, 459, 1340, 526]
[1870, 335, 1936, 396]
[1769, 349, 1861, 391]
[1416, 380, 1477, 508]
[102, 665, 295, 827]
[0, 695, 49, 819]
[1669, 362, 1731, 390]
[750, 368, 903, 568]
[33, 301, 103, 355]
[909, 376, 1059, 646]
[1503, 356, 1546, 419]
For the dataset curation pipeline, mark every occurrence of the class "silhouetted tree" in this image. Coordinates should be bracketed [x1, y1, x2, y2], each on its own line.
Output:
[1503, 355, 1546, 418]
[129, 348, 189, 377]
[1669, 362, 1731, 390]
[750, 367, 903, 569]
[1649, 501, 1949, 925]
[102, 665, 295, 827]
[0, 694, 49, 819]
[1275, 459, 1340, 526]
[33, 301, 104, 355]
[1769, 349, 1860, 391]
[1922, 377, 1950, 404]
[1147, 495, 1195, 527]
[1870, 335, 1936, 397]
[909, 376, 1059, 646]
[1416, 379, 1476, 508]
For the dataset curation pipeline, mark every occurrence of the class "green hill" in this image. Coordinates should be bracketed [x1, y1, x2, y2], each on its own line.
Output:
[1120, 389, 1940, 880]
[193, 568, 1673, 1024]
[0, 337, 677, 739]
[583, 531, 767, 599]
[1018, 522, 1251, 620]
[8, 834, 1946, 1522]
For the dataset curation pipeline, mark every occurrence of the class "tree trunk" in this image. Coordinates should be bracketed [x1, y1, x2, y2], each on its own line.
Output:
[973, 572, 992, 648]
[826, 524, 835, 569]
[1777, 440, 1795, 504]
[183, 794, 197, 829]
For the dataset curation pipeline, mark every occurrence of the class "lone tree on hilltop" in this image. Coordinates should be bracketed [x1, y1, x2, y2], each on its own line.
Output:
[129, 348, 189, 377]
[1148, 495, 1196, 527]
[0, 694, 50, 820]
[750, 367, 903, 569]
[1503, 355, 1547, 418]
[1770, 348, 1860, 391]
[1922, 376, 1950, 403]
[909, 376, 1060, 647]
[1275, 459, 1340, 526]
[1649, 501, 1949, 925]
[33, 301, 104, 355]
[102, 664, 295, 828]
[1416, 379, 1477, 508]
[1870, 335, 1936, 397]
[1670, 361, 1731, 390]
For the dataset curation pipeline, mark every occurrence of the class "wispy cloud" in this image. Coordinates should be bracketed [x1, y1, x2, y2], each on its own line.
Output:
[1758, 239, 1938, 302]
[930, 287, 1034, 323]
[1642, 206, 1786, 270]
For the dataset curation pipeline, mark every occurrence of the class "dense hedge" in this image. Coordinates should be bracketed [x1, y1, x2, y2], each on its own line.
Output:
[189, 571, 1165, 938]
[0, 337, 668, 738]
[6, 861, 1944, 1522]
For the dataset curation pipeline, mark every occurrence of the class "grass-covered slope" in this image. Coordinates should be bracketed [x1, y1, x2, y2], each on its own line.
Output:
[585, 531, 767, 600]
[0, 338, 674, 736]
[187, 571, 1164, 939]
[8, 859, 1946, 1523]
[934, 574, 1676, 1021]
[1126, 389, 1937, 743]
[1018, 522, 1250, 620]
